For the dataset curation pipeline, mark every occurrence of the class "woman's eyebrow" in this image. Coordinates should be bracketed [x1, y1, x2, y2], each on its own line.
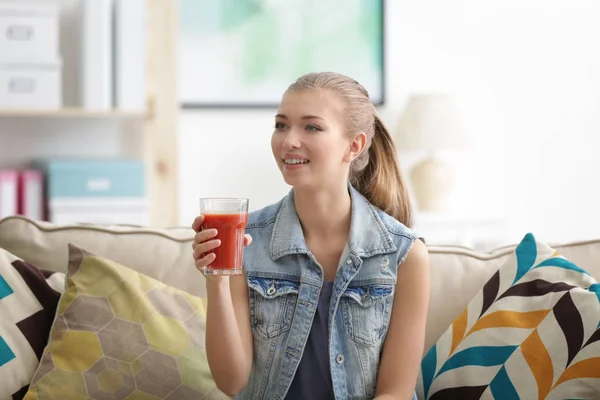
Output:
[275, 113, 324, 121]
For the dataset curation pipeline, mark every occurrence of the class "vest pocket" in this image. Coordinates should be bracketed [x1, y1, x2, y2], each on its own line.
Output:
[247, 276, 300, 340]
[341, 284, 395, 346]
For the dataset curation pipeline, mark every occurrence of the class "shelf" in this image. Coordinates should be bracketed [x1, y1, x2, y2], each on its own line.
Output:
[0, 108, 147, 119]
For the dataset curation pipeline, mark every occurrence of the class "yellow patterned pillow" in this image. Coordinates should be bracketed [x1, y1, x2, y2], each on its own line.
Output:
[25, 244, 229, 400]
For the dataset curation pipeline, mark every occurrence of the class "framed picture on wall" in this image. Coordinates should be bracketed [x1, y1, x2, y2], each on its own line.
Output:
[178, 0, 386, 108]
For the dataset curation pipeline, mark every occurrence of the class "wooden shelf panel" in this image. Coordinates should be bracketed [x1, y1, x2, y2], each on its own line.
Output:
[0, 108, 147, 118]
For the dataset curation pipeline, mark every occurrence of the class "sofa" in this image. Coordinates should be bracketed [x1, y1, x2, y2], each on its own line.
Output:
[0, 215, 599, 399]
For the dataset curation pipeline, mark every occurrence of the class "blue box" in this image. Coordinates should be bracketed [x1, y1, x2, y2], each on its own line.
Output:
[36, 159, 146, 199]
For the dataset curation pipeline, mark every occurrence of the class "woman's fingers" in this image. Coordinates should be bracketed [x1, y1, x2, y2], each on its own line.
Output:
[192, 230, 251, 273]
[191, 215, 204, 232]
[195, 252, 216, 270]
[192, 229, 218, 250]
[193, 239, 221, 260]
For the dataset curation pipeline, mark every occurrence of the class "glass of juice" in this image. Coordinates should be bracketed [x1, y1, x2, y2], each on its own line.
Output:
[199, 197, 249, 276]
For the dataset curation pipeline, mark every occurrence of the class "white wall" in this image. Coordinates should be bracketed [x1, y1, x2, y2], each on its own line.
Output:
[3, 0, 598, 245]
[178, 0, 600, 245]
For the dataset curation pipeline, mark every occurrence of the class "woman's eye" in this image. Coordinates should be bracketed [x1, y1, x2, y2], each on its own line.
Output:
[306, 124, 322, 132]
[274, 122, 287, 130]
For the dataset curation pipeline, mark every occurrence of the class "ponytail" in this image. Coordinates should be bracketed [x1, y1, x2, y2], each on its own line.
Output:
[350, 114, 413, 228]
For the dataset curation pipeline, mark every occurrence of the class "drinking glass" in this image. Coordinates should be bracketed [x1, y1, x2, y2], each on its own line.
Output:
[199, 198, 249, 276]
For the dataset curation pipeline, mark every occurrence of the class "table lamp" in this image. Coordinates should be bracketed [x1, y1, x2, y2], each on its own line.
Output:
[394, 94, 468, 212]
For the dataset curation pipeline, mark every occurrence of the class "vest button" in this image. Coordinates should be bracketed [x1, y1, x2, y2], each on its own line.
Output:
[336, 354, 344, 365]
[346, 259, 352, 265]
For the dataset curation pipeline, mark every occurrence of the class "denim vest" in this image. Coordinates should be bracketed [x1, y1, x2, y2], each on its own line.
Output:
[237, 185, 418, 400]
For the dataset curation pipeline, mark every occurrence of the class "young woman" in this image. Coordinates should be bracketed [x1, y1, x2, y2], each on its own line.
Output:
[192, 72, 430, 400]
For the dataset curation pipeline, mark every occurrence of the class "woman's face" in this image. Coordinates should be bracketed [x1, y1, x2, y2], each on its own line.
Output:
[271, 89, 363, 190]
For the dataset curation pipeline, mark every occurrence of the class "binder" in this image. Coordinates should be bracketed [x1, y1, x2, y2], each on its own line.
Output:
[113, 0, 146, 111]
[0, 170, 18, 219]
[79, 0, 113, 109]
[17, 169, 44, 220]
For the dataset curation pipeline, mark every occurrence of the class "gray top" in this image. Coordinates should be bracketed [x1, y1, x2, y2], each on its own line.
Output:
[286, 281, 335, 399]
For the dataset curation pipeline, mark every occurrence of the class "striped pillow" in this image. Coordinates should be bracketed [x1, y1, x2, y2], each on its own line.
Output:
[418, 233, 600, 399]
[0, 247, 65, 399]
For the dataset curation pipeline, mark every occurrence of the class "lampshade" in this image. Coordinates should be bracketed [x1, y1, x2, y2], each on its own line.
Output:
[394, 94, 468, 151]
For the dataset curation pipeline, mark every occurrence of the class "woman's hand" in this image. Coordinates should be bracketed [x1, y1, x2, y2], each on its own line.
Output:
[192, 215, 252, 273]
[192, 215, 255, 394]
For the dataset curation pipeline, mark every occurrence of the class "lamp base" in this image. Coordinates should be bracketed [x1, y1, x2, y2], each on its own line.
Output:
[409, 156, 454, 212]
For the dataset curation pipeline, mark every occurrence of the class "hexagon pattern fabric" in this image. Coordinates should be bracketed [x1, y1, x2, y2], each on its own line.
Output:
[25, 243, 230, 400]
[417, 233, 600, 399]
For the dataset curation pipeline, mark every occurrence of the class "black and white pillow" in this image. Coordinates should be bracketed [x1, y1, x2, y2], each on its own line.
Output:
[0, 247, 65, 399]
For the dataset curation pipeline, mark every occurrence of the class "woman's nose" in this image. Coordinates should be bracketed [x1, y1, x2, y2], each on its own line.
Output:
[282, 129, 301, 149]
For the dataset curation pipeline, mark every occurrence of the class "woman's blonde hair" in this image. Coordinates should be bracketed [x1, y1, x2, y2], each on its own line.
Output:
[286, 72, 413, 228]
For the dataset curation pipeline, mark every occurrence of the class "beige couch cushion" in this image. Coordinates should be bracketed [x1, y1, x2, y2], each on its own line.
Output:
[0, 216, 201, 297]
[2, 216, 599, 353]
[424, 240, 600, 352]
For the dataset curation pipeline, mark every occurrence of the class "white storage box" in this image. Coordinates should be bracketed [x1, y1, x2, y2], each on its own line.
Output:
[0, 1, 59, 61]
[49, 198, 149, 226]
[0, 61, 62, 109]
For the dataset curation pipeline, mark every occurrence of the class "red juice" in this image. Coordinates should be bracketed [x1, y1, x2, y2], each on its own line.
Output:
[201, 212, 248, 272]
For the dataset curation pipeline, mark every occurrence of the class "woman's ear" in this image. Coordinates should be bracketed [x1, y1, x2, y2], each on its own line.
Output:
[345, 132, 367, 162]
